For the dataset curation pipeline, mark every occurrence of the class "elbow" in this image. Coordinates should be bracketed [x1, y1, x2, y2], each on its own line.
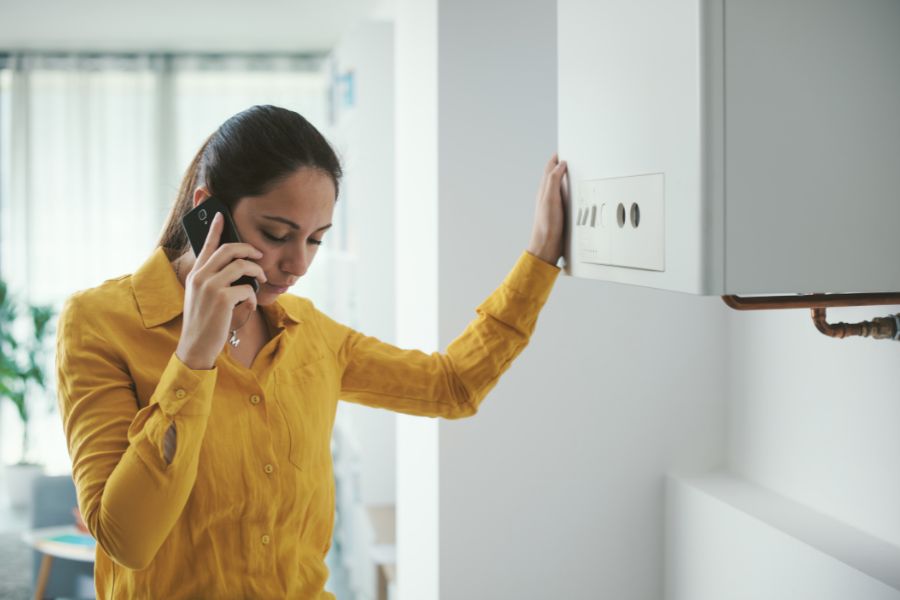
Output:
[99, 536, 157, 571]
[444, 395, 480, 419]
[447, 404, 478, 419]
[114, 549, 155, 571]
[441, 377, 484, 419]
[87, 509, 158, 571]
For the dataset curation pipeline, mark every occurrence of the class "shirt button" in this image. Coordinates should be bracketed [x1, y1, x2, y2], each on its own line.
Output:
[250, 394, 261, 405]
[264, 464, 274, 474]
[261, 535, 270, 545]
[175, 389, 186, 399]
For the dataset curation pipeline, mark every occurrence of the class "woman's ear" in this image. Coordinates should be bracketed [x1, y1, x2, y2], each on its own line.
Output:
[192, 187, 211, 209]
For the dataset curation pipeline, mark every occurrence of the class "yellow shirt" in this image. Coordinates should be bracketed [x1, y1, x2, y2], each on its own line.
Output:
[55, 246, 559, 599]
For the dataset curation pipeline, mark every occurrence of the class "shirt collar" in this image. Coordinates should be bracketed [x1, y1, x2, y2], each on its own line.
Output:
[132, 247, 303, 329]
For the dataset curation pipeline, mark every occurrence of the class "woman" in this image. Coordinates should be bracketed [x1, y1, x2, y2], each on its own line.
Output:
[56, 105, 566, 599]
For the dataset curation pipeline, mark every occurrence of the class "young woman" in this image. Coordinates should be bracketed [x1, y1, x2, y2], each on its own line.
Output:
[56, 105, 566, 599]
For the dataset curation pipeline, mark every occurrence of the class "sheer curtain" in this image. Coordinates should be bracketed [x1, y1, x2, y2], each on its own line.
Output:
[0, 52, 336, 474]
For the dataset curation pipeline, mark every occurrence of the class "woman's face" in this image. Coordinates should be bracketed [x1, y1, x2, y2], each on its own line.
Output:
[215, 167, 336, 306]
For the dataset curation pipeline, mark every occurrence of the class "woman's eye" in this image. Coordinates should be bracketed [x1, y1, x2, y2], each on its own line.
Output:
[263, 232, 289, 243]
[263, 231, 324, 246]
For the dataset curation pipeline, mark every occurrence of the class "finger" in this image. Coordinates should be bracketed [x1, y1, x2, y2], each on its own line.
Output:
[209, 259, 268, 289]
[202, 243, 264, 275]
[537, 162, 566, 207]
[224, 284, 258, 311]
[544, 153, 559, 176]
[542, 161, 566, 190]
[231, 288, 258, 314]
[548, 160, 568, 186]
[195, 212, 223, 267]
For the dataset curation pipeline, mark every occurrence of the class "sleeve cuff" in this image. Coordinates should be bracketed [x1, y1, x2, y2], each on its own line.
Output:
[154, 353, 218, 418]
[473, 251, 560, 336]
[506, 251, 561, 306]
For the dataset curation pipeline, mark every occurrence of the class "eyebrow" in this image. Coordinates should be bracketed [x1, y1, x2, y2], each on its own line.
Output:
[261, 215, 333, 233]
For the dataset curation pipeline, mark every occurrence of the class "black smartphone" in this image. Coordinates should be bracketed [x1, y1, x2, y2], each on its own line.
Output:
[180, 197, 260, 294]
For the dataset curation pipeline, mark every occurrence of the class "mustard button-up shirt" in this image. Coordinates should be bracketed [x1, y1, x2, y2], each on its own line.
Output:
[55, 247, 559, 599]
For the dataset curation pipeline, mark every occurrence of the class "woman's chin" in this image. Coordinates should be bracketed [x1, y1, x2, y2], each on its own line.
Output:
[255, 281, 295, 306]
[256, 293, 278, 306]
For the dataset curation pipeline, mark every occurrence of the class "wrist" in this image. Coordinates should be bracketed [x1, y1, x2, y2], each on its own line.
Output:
[526, 245, 560, 266]
[175, 345, 215, 371]
[526, 241, 562, 266]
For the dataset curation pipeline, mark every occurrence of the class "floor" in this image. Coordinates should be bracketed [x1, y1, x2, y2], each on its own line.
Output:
[0, 499, 31, 600]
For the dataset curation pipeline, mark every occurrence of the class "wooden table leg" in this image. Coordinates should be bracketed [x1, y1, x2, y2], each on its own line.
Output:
[34, 553, 53, 600]
[377, 564, 387, 600]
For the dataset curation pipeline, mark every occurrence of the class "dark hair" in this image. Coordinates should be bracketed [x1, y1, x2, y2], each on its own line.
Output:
[157, 105, 343, 260]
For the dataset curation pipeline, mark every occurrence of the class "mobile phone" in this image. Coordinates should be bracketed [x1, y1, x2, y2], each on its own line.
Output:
[180, 197, 260, 294]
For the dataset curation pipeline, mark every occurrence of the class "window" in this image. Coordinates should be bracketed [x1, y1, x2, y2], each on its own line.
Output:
[0, 52, 355, 474]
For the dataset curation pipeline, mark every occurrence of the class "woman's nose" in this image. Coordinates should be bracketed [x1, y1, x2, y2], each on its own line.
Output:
[280, 247, 309, 278]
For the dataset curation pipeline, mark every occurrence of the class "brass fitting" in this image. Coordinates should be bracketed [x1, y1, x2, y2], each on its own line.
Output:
[811, 308, 900, 341]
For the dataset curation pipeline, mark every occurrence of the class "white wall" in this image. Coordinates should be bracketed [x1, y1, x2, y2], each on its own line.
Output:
[666, 473, 900, 600]
[729, 305, 900, 547]
[395, 1, 728, 599]
[667, 305, 900, 599]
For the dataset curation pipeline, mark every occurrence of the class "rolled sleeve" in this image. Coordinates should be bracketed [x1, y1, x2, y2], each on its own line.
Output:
[330, 250, 559, 418]
[154, 353, 217, 418]
[477, 251, 560, 331]
[57, 294, 218, 570]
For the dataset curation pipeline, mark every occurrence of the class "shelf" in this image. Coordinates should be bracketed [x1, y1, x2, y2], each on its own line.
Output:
[667, 471, 900, 598]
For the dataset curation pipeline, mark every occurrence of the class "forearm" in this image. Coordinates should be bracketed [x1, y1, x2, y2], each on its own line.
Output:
[339, 251, 559, 418]
[71, 353, 216, 571]
[86, 402, 210, 570]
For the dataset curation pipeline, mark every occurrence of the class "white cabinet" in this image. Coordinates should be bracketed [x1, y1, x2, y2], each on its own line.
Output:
[559, 0, 900, 295]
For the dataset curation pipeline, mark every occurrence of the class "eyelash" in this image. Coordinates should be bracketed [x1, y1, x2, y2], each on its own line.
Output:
[263, 232, 323, 246]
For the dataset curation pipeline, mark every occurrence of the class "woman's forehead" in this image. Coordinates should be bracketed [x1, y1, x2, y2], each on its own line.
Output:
[242, 169, 336, 218]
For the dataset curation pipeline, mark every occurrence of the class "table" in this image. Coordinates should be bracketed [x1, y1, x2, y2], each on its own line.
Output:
[20, 525, 95, 600]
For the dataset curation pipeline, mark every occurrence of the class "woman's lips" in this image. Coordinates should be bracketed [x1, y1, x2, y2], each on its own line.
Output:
[263, 282, 290, 294]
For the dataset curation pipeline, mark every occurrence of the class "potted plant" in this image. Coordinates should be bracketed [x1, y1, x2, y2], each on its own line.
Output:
[0, 278, 56, 508]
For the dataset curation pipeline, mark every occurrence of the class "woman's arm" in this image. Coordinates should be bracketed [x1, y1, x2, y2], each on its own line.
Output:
[319, 154, 566, 417]
[318, 250, 560, 417]
[56, 294, 217, 570]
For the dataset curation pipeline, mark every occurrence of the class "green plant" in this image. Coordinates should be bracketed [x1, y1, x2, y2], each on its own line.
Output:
[0, 279, 56, 466]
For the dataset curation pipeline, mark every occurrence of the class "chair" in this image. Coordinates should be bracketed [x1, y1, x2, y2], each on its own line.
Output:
[30, 475, 95, 599]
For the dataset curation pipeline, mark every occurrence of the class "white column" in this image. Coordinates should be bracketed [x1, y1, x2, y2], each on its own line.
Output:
[394, 1, 440, 599]
[395, 2, 728, 599]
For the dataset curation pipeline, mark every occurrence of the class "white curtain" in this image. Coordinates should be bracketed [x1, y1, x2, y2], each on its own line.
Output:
[0, 52, 334, 474]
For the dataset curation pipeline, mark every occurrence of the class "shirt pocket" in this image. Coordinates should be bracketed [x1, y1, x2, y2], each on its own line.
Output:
[273, 356, 338, 472]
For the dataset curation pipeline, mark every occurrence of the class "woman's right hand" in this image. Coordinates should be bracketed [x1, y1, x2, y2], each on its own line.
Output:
[175, 212, 267, 370]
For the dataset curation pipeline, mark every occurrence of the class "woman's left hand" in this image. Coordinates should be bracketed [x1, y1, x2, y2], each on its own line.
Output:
[527, 153, 568, 265]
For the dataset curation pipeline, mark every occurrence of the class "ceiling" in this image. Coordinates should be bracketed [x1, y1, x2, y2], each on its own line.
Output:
[0, 0, 390, 54]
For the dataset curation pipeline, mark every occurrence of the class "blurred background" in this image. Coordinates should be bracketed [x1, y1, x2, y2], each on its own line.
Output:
[1, 1, 396, 598]
[2, 1, 899, 600]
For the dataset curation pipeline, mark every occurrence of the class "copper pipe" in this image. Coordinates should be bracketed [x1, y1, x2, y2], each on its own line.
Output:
[811, 307, 900, 341]
[722, 292, 900, 311]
